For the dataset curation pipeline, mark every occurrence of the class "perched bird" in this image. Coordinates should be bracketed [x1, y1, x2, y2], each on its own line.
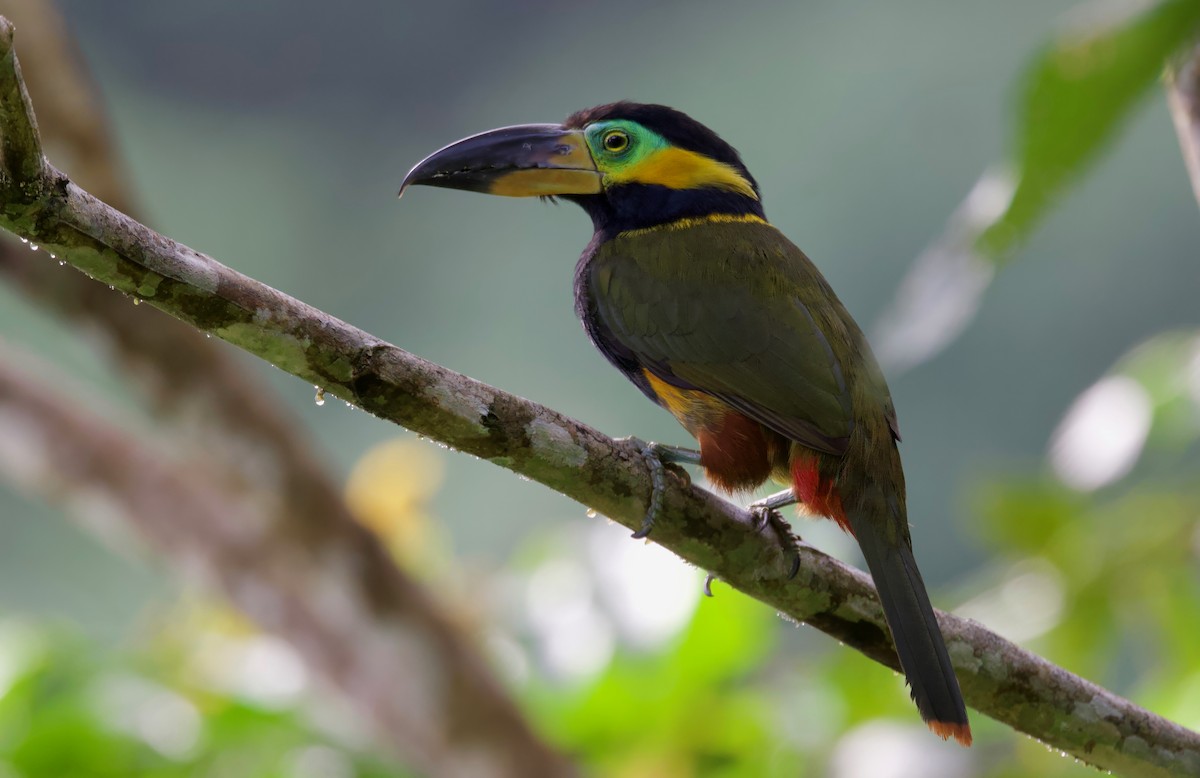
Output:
[399, 102, 971, 745]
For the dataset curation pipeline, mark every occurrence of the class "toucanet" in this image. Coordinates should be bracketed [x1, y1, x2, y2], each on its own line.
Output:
[399, 102, 971, 745]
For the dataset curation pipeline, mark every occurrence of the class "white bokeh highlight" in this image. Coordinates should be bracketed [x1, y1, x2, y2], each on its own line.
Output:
[525, 557, 614, 681]
[587, 521, 701, 650]
[190, 633, 308, 707]
[92, 675, 203, 759]
[829, 721, 973, 778]
[1049, 375, 1152, 491]
[956, 558, 1066, 643]
[1186, 337, 1200, 409]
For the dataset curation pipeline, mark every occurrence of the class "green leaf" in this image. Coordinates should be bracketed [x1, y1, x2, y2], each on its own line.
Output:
[529, 589, 788, 775]
[977, 0, 1200, 258]
[972, 476, 1085, 552]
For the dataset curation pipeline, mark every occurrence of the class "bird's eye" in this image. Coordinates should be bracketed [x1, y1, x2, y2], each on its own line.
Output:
[602, 130, 630, 153]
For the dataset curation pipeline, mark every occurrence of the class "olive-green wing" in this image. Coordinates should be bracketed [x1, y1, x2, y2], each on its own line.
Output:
[587, 223, 855, 455]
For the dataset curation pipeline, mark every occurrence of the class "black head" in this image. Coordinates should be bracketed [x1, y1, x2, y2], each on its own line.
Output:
[399, 102, 764, 238]
[561, 102, 763, 236]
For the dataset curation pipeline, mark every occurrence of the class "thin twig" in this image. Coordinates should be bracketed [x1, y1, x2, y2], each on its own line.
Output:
[0, 18, 45, 192]
[1167, 41, 1200, 210]
[870, 169, 1010, 375]
[0, 16, 1197, 777]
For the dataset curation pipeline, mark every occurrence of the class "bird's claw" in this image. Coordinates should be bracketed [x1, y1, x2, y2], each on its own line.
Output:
[618, 437, 664, 539]
[749, 504, 775, 533]
[749, 502, 802, 580]
[702, 505, 799, 598]
[617, 437, 701, 540]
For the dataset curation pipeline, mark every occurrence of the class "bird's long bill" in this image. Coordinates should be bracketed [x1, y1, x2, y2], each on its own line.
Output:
[398, 124, 601, 198]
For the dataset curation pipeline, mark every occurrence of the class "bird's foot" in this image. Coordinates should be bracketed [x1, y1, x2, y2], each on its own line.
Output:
[703, 492, 802, 597]
[748, 491, 802, 580]
[749, 488, 799, 514]
[617, 437, 701, 539]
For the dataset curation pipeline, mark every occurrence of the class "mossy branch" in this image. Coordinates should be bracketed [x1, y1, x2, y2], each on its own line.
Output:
[0, 16, 1197, 777]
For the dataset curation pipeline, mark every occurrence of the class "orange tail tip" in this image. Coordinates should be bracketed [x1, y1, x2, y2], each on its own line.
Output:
[929, 720, 973, 747]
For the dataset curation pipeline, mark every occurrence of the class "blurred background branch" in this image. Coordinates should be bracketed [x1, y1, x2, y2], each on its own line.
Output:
[0, 4, 571, 777]
[0, 344, 568, 776]
[1167, 41, 1200, 209]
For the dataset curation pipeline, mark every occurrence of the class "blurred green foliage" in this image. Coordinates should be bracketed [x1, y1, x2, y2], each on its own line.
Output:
[965, 339, 1200, 777]
[0, 618, 408, 777]
[529, 584, 784, 777]
[979, 0, 1200, 257]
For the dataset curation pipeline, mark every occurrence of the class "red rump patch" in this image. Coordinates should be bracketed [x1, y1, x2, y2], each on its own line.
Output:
[791, 454, 850, 533]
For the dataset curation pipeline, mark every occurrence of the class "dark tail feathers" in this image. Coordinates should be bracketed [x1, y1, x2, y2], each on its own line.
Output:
[850, 514, 972, 746]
